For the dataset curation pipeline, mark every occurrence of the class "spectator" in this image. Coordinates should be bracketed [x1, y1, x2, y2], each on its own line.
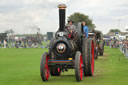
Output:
[15, 41, 19, 48]
[19, 40, 22, 47]
[3, 40, 7, 48]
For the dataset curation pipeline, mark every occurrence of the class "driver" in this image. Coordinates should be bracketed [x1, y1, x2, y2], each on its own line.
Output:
[66, 20, 76, 39]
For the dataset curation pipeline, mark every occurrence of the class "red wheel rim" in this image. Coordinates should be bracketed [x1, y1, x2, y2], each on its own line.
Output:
[91, 41, 94, 75]
[45, 55, 50, 80]
[80, 54, 83, 80]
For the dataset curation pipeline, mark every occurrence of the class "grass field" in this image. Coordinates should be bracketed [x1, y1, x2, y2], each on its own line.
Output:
[0, 46, 128, 85]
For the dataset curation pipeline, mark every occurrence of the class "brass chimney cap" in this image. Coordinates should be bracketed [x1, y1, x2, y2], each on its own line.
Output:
[58, 4, 67, 9]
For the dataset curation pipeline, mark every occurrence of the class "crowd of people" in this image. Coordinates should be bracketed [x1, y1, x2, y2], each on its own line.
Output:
[0, 38, 47, 48]
[109, 39, 120, 48]
[0, 40, 8, 48]
[0, 39, 37, 48]
[119, 40, 128, 57]
[105, 39, 128, 57]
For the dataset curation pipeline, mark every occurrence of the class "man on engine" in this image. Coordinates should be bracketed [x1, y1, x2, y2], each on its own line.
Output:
[66, 20, 76, 39]
[82, 21, 89, 38]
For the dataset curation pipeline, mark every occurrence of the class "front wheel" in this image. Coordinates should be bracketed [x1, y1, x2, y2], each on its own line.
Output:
[40, 52, 50, 81]
[94, 48, 98, 59]
[75, 51, 83, 82]
[100, 44, 104, 56]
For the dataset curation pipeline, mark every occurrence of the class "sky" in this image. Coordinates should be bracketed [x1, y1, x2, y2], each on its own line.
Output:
[0, 0, 128, 34]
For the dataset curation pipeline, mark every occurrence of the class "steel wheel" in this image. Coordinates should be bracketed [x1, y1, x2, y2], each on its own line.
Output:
[40, 52, 50, 81]
[91, 41, 94, 75]
[83, 38, 95, 76]
[75, 51, 83, 82]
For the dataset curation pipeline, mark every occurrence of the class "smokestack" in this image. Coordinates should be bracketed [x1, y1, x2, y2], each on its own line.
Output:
[58, 4, 66, 31]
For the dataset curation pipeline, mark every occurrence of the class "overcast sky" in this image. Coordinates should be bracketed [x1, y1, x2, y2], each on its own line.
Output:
[0, 0, 128, 34]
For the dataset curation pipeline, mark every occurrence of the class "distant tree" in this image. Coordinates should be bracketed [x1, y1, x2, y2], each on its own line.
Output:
[68, 12, 96, 30]
[94, 30, 103, 35]
[109, 29, 121, 33]
[5, 29, 14, 35]
[4, 30, 9, 34]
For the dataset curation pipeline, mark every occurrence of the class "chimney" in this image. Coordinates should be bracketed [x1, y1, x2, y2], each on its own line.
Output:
[58, 4, 66, 31]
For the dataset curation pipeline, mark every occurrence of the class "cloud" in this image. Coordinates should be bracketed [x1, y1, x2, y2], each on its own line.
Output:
[0, 0, 128, 34]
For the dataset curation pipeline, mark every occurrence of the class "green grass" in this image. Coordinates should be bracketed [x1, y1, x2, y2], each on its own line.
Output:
[0, 46, 128, 85]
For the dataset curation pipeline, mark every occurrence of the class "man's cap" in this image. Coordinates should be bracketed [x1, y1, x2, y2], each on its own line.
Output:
[68, 19, 74, 23]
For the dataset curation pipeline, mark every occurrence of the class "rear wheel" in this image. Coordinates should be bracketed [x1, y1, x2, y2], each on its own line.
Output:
[48, 38, 55, 56]
[89, 39, 95, 76]
[75, 51, 83, 82]
[82, 38, 88, 76]
[83, 38, 95, 76]
[40, 52, 50, 81]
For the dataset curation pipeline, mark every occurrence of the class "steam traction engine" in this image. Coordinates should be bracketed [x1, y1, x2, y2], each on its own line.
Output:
[40, 4, 95, 82]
